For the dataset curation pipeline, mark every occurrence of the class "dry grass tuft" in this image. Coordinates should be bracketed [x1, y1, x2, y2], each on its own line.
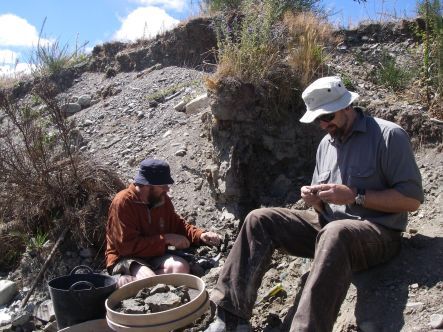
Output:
[284, 11, 341, 87]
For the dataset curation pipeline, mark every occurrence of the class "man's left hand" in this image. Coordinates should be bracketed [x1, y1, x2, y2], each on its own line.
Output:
[200, 232, 222, 246]
[311, 183, 355, 205]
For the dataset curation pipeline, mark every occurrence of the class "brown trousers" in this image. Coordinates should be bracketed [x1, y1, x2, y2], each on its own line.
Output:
[211, 208, 401, 332]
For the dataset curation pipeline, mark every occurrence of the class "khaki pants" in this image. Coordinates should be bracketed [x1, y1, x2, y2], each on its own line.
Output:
[211, 208, 401, 332]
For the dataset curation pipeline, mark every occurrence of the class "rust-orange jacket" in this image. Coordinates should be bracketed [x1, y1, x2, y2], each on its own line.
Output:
[105, 184, 204, 268]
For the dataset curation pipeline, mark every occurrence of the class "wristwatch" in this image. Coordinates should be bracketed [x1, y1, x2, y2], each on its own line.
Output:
[355, 188, 366, 206]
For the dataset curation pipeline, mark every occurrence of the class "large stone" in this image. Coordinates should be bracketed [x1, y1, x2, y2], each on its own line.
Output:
[144, 292, 181, 313]
[174, 100, 186, 112]
[62, 103, 81, 116]
[0, 311, 12, 326]
[185, 93, 209, 115]
[11, 311, 31, 327]
[77, 95, 92, 108]
[34, 300, 55, 323]
[0, 280, 18, 306]
[430, 314, 443, 329]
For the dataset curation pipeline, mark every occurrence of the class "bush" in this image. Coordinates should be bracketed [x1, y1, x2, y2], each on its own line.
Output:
[202, 0, 321, 13]
[211, 0, 283, 84]
[417, 0, 443, 118]
[0, 81, 124, 270]
[208, 0, 329, 85]
[373, 50, 415, 91]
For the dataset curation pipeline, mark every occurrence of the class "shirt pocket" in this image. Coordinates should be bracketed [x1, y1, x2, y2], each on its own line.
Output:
[315, 170, 331, 184]
[348, 167, 376, 188]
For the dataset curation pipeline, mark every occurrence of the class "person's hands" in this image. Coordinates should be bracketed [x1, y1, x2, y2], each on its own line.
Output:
[164, 234, 190, 249]
[200, 231, 222, 246]
[310, 183, 355, 205]
[301, 185, 323, 208]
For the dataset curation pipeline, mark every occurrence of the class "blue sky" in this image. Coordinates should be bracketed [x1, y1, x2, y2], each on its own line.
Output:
[0, 0, 419, 76]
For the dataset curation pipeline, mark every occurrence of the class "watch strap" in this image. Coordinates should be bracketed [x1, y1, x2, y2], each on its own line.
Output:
[355, 188, 366, 206]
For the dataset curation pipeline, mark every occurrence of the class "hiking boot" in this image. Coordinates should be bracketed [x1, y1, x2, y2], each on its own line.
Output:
[205, 306, 251, 332]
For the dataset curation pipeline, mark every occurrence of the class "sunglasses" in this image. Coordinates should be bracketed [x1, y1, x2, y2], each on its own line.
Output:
[315, 112, 336, 123]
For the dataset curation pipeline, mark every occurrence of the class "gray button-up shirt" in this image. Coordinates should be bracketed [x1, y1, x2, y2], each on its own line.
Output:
[311, 108, 424, 231]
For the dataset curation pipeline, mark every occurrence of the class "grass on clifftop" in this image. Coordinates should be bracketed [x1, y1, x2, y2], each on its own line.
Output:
[206, 0, 336, 109]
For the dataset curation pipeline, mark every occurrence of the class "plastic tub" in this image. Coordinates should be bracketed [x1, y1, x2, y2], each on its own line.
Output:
[48, 266, 117, 329]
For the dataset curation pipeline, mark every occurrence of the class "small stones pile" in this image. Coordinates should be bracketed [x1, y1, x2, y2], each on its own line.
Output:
[115, 284, 197, 314]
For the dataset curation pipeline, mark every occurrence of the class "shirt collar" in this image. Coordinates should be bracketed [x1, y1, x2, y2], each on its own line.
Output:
[351, 107, 367, 134]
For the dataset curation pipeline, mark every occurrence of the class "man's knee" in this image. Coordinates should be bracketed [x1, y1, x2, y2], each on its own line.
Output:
[161, 256, 190, 274]
[131, 263, 155, 279]
[244, 208, 273, 229]
[317, 220, 353, 247]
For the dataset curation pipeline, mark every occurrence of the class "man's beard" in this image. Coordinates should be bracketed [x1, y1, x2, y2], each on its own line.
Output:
[328, 124, 345, 140]
[326, 113, 349, 141]
[148, 191, 165, 206]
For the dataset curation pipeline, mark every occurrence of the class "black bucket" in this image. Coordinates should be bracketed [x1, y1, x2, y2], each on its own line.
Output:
[48, 265, 117, 329]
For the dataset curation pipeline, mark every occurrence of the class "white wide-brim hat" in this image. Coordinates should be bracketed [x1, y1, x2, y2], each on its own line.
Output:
[300, 76, 359, 123]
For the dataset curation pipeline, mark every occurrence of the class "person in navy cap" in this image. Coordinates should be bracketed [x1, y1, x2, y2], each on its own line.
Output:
[106, 158, 221, 287]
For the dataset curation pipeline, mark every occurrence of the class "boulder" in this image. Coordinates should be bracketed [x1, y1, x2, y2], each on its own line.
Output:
[62, 102, 81, 116]
[77, 95, 92, 108]
[34, 300, 55, 323]
[0, 280, 18, 306]
[185, 94, 209, 115]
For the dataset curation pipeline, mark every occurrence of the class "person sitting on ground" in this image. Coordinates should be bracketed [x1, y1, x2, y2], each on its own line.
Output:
[205, 76, 424, 332]
[106, 158, 221, 287]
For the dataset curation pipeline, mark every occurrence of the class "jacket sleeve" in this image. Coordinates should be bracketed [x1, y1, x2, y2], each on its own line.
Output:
[108, 197, 166, 258]
[165, 198, 204, 245]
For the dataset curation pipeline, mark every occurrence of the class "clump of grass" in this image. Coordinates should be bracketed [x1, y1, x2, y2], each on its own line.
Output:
[30, 230, 49, 250]
[417, 0, 443, 119]
[210, 0, 282, 85]
[30, 18, 89, 77]
[202, 0, 321, 13]
[284, 11, 340, 87]
[373, 50, 416, 91]
[206, 0, 333, 111]
[146, 79, 201, 102]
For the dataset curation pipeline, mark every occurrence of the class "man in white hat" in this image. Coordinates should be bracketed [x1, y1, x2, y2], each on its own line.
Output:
[206, 76, 424, 332]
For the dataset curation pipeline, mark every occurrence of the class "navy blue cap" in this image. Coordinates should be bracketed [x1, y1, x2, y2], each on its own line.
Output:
[134, 159, 174, 185]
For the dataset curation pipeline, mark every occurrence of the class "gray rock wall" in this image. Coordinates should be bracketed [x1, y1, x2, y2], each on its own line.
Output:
[206, 77, 322, 218]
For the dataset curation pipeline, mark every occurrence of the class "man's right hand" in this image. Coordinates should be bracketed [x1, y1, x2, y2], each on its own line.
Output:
[164, 234, 190, 249]
[301, 185, 323, 211]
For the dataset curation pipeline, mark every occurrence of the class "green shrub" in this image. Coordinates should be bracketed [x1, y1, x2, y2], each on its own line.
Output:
[417, 0, 442, 118]
[211, 0, 282, 84]
[373, 51, 415, 91]
[209, 0, 327, 85]
[202, 0, 321, 13]
[30, 18, 89, 77]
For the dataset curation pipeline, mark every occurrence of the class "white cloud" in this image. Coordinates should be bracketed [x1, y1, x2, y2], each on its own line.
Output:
[0, 62, 34, 77]
[131, 0, 187, 12]
[114, 6, 179, 42]
[0, 14, 52, 47]
[0, 49, 19, 64]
